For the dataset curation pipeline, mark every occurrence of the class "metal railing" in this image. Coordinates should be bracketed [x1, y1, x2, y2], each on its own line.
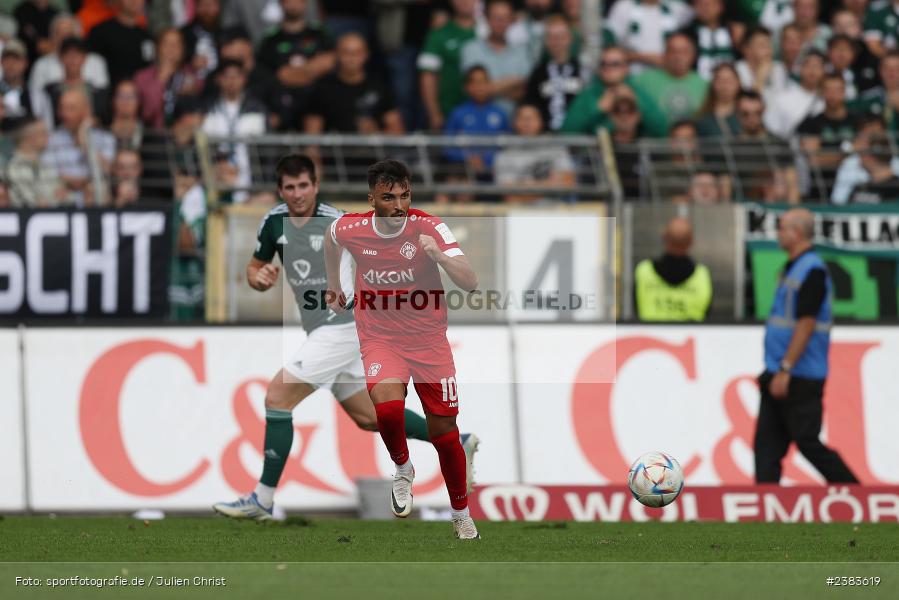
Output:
[199, 132, 611, 203]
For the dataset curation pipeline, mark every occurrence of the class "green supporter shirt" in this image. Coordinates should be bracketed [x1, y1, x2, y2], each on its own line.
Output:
[864, 2, 899, 50]
[417, 21, 477, 117]
[632, 69, 708, 133]
[560, 78, 670, 137]
[254, 202, 354, 333]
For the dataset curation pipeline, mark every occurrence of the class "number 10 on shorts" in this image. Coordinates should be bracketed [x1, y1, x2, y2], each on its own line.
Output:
[440, 376, 458, 407]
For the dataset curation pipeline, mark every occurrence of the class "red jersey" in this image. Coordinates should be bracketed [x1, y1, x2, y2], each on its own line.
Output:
[330, 209, 463, 348]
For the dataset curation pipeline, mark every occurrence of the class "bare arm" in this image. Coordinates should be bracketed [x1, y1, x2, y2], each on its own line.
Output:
[419, 234, 478, 292]
[324, 227, 349, 311]
[303, 113, 325, 134]
[420, 71, 443, 130]
[489, 77, 526, 101]
[246, 257, 280, 291]
[277, 51, 336, 87]
[382, 109, 405, 135]
[783, 316, 817, 367]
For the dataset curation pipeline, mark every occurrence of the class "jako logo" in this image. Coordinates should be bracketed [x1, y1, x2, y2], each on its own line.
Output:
[362, 268, 415, 285]
[368, 363, 382, 377]
[400, 241, 417, 260]
[362, 249, 378, 256]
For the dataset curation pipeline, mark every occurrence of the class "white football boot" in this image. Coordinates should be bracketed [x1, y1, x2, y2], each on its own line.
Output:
[390, 462, 415, 518]
[452, 514, 480, 540]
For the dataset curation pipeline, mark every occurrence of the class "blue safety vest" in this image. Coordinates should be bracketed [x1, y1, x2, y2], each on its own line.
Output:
[763, 251, 833, 379]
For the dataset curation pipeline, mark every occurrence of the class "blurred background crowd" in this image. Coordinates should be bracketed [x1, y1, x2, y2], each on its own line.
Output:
[4, 0, 899, 209]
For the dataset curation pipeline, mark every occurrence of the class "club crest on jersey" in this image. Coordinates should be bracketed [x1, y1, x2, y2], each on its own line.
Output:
[400, 241, 417, 260]
[309, 234, 324, 252]
[368, 363, 382, 377]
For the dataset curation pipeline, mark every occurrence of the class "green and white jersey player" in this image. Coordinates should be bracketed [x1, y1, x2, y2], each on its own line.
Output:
[213, 155, 479, 521]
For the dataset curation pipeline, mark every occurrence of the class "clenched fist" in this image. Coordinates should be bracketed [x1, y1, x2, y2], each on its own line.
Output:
[254, 263, 280, 290]
[419, 234, 442, 262]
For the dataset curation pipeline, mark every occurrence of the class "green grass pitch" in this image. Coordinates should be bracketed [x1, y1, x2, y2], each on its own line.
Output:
[1, 516, 897, 599]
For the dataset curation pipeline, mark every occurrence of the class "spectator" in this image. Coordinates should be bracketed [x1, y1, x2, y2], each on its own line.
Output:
[494, 103, 576, 203]
[28, 14, 109, 122]
[609, 95, 643, 199]
[1, 39, 31, 131]
[304, 33, 403, 135]
[679, 0, 737, 80]
[731, 90, 800, 202]
[45, 87, 115, 205]
[133, 28, 203, 129]
[460, 0, 532, 117]
[443, 65, 511, 184]
[606, 0, 693, 73]
[826, 34, 875, 101]
[842, 0, 868, 22]
[797, 73, 856, 194]
[764, 50, 826, 138]
[319, 0, 372, 42]
[180, 0, 225, 79]
[736, 26, 790, 101]
[524, 15, 586, 132]
[0, 177, 9, 207]
[792, 0, 832, 53]
[634, 217, 712, 322]
[13, 0, 59, 65]
[651, 120, 705, 200]
[208, 33, 279, 128]
[853, 50, 899, 131]
[831, 114, 899, 203]
[256, 0, 335, 131]
[780, 23, 804, 76]
[695, 62, 741, 137]
[418, 0, 478, 131]
[110, 146, 142, 206]
[758, 0, 794, 36]
[221, 0, 317, 47]
[507, 0, 553, 65]
[561, 45, 668, 137]
[673, 170, 729, 204]
[863, 0, 899, 59]
[140, 96, 203, 203]
[5, 118, 66, 207]
[87, 0, 155, 87]
[633, 33, 708, 132]
[43, 37, 109, 127]
[847, 133, 899, 202]
[831, 8, 880, 94]
[201, 59, 267, 203]
[108, 79, 143, 149]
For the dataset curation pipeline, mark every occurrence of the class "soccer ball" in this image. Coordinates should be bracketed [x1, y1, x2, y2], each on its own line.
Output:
[627, 451, 684, 508]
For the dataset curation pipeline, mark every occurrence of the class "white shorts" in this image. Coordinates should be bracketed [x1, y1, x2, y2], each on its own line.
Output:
[283, 322, 366, 401]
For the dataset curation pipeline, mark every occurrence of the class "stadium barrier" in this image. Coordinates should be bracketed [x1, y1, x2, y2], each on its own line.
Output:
[205, 203, 615, 323]
[2, 324, 898, 517]
[470, 485, 899, 523]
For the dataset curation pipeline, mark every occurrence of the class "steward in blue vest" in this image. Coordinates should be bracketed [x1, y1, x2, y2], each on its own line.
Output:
[754, 208, 858, 484]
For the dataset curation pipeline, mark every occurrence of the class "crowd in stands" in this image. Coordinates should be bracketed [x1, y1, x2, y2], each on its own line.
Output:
[2, 0, 899, 210]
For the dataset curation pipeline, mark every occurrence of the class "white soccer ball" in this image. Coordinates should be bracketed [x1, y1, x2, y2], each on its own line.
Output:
[627, 451, 685, 508]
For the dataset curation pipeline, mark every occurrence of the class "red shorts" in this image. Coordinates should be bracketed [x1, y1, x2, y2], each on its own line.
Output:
[361, 338, 459, 416]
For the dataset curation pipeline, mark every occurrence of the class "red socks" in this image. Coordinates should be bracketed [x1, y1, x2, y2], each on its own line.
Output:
[374, 400, 409, 465]
[431, 429, 468, 510]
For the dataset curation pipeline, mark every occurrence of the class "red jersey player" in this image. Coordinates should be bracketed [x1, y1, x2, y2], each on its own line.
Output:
[324, 159, 481, 540]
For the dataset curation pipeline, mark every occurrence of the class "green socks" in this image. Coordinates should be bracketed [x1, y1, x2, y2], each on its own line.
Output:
[404, 409, 430, 441]
[260, 409, 293, 487]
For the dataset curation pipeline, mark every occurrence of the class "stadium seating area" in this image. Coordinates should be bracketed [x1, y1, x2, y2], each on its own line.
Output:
[2, 0, 898, 321]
